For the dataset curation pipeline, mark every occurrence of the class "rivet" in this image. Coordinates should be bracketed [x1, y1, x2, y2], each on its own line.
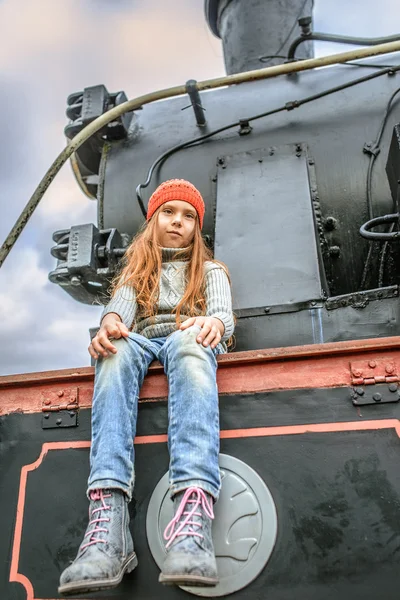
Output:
[353, 369, 362, 377]
[373, 393, 382, 402]
[43, 413, 49, 419]
[369, 361, 376, 368]
[386, 364, 394, 374]
[56, 418, 62, 425]
[356, 387, 364, 396]
[69, 411, 75, 417]
[264, 307, 270, 313]
[57, 390, 64, 397]
[389, 383, 398, 392]
[329, 245, 341, 258]
[44, 399, 51, 405]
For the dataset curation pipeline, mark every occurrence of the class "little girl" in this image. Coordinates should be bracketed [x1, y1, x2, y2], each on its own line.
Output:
[59, 179, 234, 595]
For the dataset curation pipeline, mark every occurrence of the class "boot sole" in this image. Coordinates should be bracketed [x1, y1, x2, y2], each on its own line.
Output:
[58, 552, 138, 596]
[159, 573, 219, 587]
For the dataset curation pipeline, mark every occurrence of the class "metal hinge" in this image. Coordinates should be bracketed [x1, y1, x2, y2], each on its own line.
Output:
[350, 359, 400, 406]
[41, 388, 79, 428]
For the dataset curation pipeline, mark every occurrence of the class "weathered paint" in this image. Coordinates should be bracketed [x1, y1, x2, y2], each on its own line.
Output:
[2, 336, 400, 415]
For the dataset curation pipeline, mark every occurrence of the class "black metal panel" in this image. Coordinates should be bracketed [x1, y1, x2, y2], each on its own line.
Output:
[233, 296, 400, 351]
[3, 386, 400, 599]
[215, 144, 325, 309]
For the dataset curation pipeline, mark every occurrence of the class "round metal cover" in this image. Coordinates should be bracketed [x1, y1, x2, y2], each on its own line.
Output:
[146, 453, 278, 597]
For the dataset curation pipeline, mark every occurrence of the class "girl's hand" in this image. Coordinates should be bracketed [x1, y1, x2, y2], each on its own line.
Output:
[89, 314, 130, 360]
[180, 316, 225, 349]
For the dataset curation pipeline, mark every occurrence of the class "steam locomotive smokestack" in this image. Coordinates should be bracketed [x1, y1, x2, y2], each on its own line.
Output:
[205, 0, 314, 75]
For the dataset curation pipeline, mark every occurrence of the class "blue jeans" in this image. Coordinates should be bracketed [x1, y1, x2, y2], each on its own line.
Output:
[87, 325, 221, 501]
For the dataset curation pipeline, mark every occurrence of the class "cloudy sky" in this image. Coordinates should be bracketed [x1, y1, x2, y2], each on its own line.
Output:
[0, 0, 398, 376]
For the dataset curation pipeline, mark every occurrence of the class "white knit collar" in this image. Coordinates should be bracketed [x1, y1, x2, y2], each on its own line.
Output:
[161, 247, 190, 263]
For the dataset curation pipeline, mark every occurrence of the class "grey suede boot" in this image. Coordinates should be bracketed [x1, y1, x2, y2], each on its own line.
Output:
[159, 486, 218, 587]
[58, 489, 137, 596]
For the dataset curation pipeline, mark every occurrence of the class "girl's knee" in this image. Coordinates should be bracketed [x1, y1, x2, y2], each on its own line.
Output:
[167, 325, 215, 362]
[96, 336, 142, 371]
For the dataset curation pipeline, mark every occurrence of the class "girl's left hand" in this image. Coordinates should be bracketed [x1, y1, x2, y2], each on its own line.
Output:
[180, 316, 225, 349]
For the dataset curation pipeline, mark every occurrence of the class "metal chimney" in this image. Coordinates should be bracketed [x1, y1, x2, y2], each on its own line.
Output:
[205, 0, 314, 75]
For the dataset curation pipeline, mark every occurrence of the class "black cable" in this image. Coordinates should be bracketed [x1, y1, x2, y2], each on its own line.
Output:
[136, 65, 400, 215]
[359, 86, 400, 289]
[136, 105, 288, 215]
[259, 55, 287, 63]
[259, 0, 309, 65]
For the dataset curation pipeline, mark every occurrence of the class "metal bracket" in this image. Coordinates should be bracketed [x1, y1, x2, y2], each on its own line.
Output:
[184, 79, 206, 127]
[350, 360, 400, 406]
[42, 388, 79, 429]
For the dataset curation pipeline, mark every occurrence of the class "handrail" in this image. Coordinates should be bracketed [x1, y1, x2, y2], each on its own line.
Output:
[2, 39, 400, 268]
[288, 31, 400, 60]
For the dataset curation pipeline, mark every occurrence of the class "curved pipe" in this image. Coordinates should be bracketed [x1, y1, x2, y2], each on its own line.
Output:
[288, 31, 400, 61]
[360, 214, 400, 240]
[2, 39, 400, 268]
[69, 152, 96, 200]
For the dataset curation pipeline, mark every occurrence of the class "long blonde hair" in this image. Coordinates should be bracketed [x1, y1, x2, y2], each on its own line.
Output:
[111, 206, 231, 326]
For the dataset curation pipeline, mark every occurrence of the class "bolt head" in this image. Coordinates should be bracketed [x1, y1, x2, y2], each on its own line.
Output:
[353, 369, 362, 377]
[329, 245, 340, 257]
[369, 361, 376, 368]
[356, 387, 364, 396]
[386, 364, 394, 374]
[389, 383, 398, 392]
[372, 393, 382, 402]
[57, 390, 64, 397]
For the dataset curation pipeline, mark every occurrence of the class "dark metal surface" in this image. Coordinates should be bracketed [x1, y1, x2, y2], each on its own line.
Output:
[49, 224, 127, 305]
[42, 409, 78, 428]
[233, 296, 400, 351]
[205, 0, 314, 73]
[325, 285, 399, 310]
[214, 144, 325, 310]
[100, 57, 400, 300]
[4, 387, 400, 599]
[351, 382, 400, 406]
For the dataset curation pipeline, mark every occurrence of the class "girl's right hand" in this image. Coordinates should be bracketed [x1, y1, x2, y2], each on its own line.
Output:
[88, 314, 130, 360]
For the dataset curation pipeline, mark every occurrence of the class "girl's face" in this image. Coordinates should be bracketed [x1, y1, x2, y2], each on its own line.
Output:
[156, 200, 198, 248]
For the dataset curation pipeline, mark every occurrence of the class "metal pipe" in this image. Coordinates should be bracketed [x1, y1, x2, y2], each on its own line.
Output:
[70, 151, 96, 200]
[360, 214, 400, 240]
[288, 31, 400, 61]
[2, 39, 400, 268]
[185, 79, 207, 127]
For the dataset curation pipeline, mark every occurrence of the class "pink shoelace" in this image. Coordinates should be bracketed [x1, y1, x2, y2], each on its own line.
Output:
[163, 487, 214, 549]
[81, 489, 112, 550]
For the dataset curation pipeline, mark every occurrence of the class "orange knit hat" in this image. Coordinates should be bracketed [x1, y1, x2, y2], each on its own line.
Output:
[147, 179, 205, 229]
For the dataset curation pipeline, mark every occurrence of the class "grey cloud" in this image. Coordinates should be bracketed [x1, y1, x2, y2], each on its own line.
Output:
[0, 0, 398, 376]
